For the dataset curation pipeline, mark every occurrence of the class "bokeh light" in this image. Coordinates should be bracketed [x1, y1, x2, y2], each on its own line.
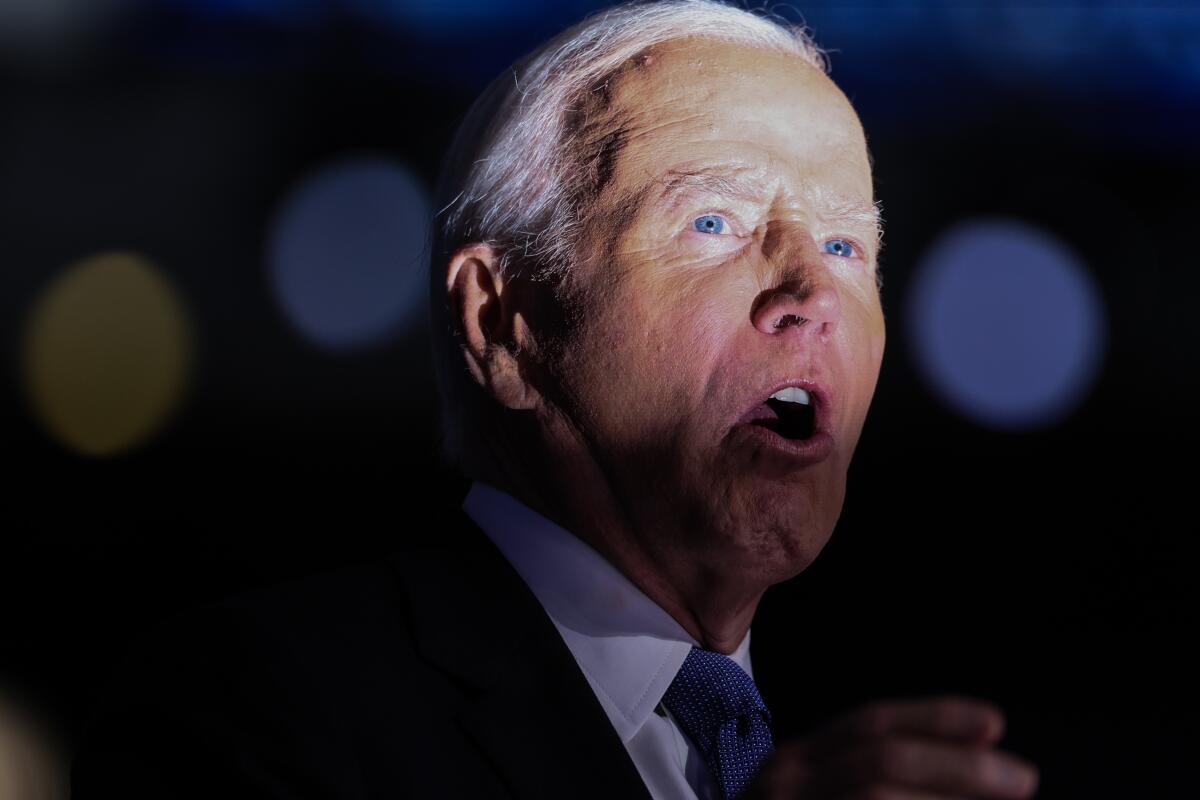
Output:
[0, 688, 67, 800]
[267, 156, 432, 351]
[906, 218, 1106, 430]
[21, 252, 193, 457]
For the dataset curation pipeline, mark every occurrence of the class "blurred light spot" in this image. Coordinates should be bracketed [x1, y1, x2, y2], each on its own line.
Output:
[0, 690, 66, 800]
[22, 252, 193, 457]
[906, 218, 1106, 430]
[268, 156, 431, 350]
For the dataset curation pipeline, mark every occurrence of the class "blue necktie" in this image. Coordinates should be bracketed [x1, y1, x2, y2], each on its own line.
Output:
[661, 646, 775, 799]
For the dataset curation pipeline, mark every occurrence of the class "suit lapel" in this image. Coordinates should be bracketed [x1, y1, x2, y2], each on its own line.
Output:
[389, 511, 653, 800]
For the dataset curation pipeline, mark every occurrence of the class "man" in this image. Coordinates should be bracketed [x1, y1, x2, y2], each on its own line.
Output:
[73, 2, 1040, 798]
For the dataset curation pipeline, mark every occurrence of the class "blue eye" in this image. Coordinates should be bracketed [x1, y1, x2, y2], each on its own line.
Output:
[693, 214, 726, 234]
[824, 238, 856, 258]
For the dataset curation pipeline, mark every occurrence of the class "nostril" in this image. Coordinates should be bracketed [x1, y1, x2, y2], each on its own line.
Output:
[774, 314, 808, 330]
[751, 281, 839, 335]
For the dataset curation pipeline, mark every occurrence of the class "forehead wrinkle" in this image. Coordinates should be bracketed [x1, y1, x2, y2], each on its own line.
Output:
[620, 110, 713, 147]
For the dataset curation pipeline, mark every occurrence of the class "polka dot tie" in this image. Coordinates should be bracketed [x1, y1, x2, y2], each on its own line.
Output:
[661, 646, 775, 799]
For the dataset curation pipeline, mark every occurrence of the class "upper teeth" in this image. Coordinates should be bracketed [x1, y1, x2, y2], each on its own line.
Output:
[769, 387, 811, 405]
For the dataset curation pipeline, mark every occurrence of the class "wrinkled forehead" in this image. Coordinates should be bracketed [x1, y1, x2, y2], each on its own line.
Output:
[624, 40, 866, 170]
[571, 38, 872, 224]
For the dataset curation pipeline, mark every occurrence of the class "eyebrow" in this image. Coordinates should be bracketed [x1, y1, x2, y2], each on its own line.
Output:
[809, 185, 885, 246]
[651, 169, 764, 209]
[647, 168, 884, 246]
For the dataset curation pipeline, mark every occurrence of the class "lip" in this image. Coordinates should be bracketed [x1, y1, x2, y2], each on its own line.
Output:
[729, 424, 835, 467]
[729, 379, 835, 468]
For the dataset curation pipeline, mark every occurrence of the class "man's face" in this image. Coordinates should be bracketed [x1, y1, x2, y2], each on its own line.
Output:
[544, 39, 885, 586]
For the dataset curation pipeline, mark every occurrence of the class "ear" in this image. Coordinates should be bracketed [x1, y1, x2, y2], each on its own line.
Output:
[445, 244, 542, 411]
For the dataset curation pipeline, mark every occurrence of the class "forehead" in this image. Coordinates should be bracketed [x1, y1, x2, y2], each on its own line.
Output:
[600, 37, 872, 205]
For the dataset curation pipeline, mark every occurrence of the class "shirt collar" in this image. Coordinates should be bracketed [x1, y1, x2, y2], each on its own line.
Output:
[463, 480, 753, 743]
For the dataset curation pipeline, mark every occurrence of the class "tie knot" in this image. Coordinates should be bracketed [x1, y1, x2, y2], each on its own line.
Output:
[661, 646, 774, 799]
[667, 647, 770, 724]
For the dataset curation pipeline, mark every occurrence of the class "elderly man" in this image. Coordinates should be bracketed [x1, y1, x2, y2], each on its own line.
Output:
[73, 2, 1039, 799]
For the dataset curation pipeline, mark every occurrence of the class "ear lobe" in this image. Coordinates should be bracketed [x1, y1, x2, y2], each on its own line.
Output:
[445, 244, 541, 411]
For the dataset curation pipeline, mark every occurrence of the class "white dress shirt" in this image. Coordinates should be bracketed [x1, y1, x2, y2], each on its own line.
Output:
[463, 481, 755, 800]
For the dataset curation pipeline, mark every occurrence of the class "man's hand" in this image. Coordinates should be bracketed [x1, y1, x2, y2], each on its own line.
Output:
[747, 695, 1039, 800]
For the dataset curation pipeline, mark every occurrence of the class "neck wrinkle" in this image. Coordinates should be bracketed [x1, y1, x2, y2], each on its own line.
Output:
[479, 413, 763, 658]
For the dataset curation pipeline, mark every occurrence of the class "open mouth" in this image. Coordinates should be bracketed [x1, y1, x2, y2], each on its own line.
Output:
[742, 386, 816, 441]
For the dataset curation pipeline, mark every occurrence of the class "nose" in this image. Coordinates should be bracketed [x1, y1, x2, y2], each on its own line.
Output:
[750, 227, 842, 340]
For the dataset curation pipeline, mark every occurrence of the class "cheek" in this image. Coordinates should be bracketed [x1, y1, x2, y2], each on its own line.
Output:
[862, 295, 886, 367]
[870, 289, 886, 358]
[634, 272, 742, 384]
[845, 291, 886, 395]
[577, 240, 760, 423]
[871, 319, 886, 370]
[561, 287, 693, 441]
[577, 274, 739, 447]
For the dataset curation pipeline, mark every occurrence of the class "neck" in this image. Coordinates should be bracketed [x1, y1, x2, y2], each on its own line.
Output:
[476, 425, 765, 655]
[607, 541, 765, 654]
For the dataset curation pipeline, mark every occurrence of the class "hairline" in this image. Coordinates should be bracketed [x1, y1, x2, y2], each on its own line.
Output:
[430, 0, 835, 471]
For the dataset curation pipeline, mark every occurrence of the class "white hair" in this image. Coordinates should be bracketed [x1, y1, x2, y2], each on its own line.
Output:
[430, 0, 828, 469]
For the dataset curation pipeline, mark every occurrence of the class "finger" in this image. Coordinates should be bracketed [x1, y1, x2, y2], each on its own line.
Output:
[745, 752, 810, 800]
[746, 756, 972, 800]
[751, 746, 909, 800]
[834, 737, 1039, 800]
[804, 696, 1006, 755]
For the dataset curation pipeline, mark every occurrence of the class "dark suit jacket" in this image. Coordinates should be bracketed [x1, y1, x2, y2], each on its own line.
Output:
[71, 510, 655, 799]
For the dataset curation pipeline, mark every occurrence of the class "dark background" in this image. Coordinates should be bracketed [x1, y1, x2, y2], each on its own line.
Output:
[2, 1, 1197, 796]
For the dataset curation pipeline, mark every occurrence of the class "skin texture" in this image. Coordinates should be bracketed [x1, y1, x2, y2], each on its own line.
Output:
[549, 39, 885, 651]
[452, 38, 884, 653]
[446, 37, 1038, 799]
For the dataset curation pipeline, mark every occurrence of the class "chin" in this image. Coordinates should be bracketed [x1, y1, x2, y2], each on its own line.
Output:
[753, 516, 836, 583]
[702, 477, 845, 584]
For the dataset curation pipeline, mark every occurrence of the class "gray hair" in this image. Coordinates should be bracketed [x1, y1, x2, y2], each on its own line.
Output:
[429, 0, 828, 470]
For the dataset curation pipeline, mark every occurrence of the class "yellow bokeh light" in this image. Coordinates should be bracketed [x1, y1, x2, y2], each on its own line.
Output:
[22, 252, 193, 457]
[0, 692, 66, 800]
